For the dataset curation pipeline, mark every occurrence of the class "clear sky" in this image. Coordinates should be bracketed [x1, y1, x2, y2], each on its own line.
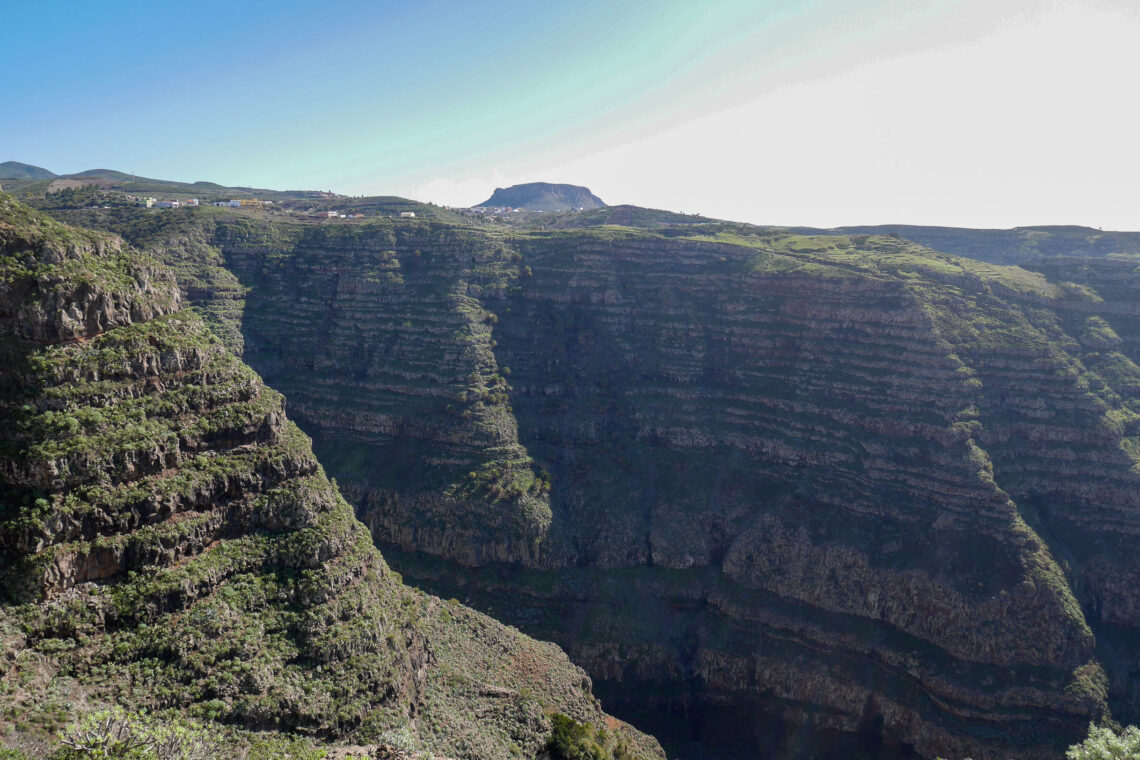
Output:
[4, 0, 1139, 228]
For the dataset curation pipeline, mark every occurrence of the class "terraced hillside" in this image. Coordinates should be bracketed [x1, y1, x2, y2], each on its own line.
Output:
[0, 195, 664, 760]
[814, 225, 1140, 396]
[794, 224, 1140, 267]
[50, 203, 1140, 759]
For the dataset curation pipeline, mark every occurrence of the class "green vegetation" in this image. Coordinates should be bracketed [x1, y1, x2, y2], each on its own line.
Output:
[547, 714, 605, 760]
[940, 723, 1140, 760]
[1066, 724, 1140, 760]
[814, 223, 1140, 267]
[55, 707, 215, 760]
[0, 705, 333, 760]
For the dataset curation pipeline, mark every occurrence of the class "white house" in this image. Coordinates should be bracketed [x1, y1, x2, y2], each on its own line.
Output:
[400, 211, 416, 218]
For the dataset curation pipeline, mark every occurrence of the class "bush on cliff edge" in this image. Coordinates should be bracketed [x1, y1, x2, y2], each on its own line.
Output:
[1066, 724, 1140, 760]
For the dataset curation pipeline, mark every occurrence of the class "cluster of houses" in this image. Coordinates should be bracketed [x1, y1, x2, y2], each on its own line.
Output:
[466, 206, 524, 214]
[137, 195, 418, 220]
[140, 197, 199, 208]
[446, 205, 527, 221]
[321, 210, 416, 219]
[212, 199, 273, 208]
[140, 197, 278, 209]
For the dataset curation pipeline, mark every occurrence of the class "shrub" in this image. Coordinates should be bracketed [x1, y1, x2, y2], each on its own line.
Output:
[547, 714, 607, 760]
[56, 708, 215, 760]
[1067, 724, 1140, 760]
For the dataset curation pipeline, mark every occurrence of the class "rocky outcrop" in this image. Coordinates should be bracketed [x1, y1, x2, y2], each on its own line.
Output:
[0, 198, 178, 343]
[0, 195, 662, 760]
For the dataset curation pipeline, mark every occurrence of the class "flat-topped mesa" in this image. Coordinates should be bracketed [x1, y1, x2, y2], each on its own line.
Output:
[477, 182, 605, 211]
[0, 195, 663, 760]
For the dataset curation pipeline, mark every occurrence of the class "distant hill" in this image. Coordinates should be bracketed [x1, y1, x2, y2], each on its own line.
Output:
[477, 182, 605, 211]
[0, 161, 55, 179]
[2, 163, 323, 205]
[66, 168, 140, 181]
[2, 162, 280, 196]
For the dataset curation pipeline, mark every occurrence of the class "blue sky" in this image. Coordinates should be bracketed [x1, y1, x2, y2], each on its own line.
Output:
[4, 0, 1140, 228]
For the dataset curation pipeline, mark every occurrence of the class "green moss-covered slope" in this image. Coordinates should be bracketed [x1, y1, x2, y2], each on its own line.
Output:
[0, 194, 663, 760]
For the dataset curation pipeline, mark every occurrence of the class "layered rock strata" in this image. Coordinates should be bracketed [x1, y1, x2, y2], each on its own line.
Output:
[0, 195, 662, 760]
[56, 205, 1140, 759]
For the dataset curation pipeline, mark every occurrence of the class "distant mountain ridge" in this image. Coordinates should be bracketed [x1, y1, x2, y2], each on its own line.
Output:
[0, 161, 344, 206]
[0, 162, 186, 183]
[477, 182, 605, 211]
[0, 161, 56, 179]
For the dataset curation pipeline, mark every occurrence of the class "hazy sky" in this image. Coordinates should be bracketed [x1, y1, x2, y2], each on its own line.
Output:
[4, 0, 1139, 228]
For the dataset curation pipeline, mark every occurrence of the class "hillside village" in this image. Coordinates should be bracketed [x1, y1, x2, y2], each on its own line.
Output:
[136, 196, 405, 219]
[23, 186, 427, 221]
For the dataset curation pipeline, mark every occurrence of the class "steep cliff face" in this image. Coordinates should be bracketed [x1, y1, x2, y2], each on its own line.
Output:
[218, 219, 554, 566]
[0, 195, 663, 760]
[56, 205, 1140, 759]
[797, 224, 1140, 726]
[469, 230, 1125, 759]
[495, 230, 1140, 750]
